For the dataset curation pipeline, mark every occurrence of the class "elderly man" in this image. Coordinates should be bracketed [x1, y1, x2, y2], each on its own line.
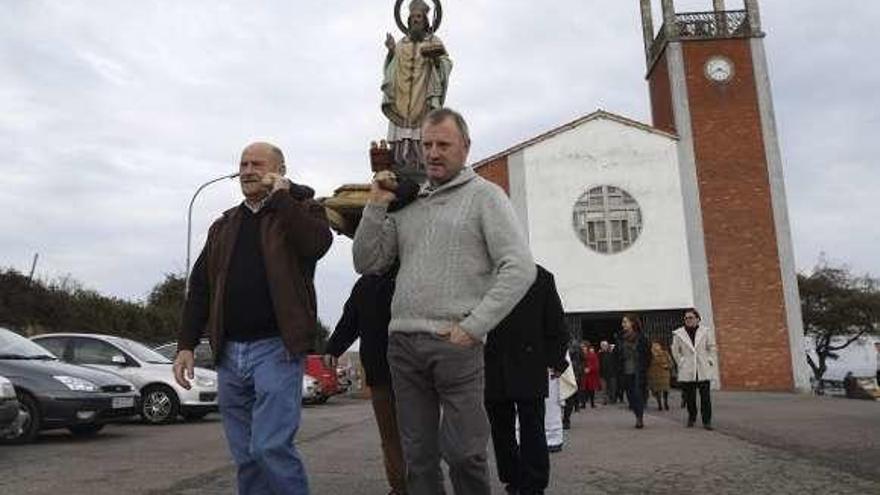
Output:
[353, 108, 536, 495]
[382, 0, 453, 180]
[175, 142, 332, 495]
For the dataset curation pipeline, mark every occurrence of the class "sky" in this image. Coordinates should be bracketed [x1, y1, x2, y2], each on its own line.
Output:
[1, 0, 878, 329]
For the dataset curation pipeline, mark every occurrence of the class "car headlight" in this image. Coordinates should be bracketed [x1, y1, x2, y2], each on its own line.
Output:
[194, 375, 216, 388]
[0, 380, 15, 399]
[53, 376, 99, 392]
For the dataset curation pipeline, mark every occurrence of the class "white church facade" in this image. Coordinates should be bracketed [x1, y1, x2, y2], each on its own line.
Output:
[474, 0, 811, 392]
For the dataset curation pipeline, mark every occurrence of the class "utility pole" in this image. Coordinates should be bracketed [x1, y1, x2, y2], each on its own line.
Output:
[28, 253, 39, 281]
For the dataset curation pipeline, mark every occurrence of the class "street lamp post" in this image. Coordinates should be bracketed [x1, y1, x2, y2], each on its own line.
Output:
[186, 172, 239, 291]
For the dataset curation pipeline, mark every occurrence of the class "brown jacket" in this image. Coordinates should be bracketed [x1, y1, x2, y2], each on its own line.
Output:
[180, 184, 332, 361]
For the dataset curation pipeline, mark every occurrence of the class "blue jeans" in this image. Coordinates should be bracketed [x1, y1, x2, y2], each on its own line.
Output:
[218, 337, 309, 495]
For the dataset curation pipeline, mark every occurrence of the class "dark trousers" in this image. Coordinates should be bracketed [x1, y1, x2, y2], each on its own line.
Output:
[562, 398, 575, 426]
[621, 374, 645, 420]
[370, 384, 406, 494]
[601, 377, 618, 404]
[388, 333, 491, 495]
[681, 380, 712, 425]
[486, 399, 549, 495]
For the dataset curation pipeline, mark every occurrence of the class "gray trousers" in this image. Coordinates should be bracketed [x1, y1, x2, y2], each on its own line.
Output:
[388, 332, 492, 495]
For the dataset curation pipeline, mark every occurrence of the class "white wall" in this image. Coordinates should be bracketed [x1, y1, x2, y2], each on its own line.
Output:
[515, 116, 694, 313]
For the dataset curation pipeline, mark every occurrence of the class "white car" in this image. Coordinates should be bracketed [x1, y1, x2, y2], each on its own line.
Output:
[31, 333, 218, 424]
[302, 374, 320, 404]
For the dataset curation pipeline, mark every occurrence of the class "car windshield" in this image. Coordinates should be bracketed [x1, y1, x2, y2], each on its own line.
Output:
[0, 328, 57, 360]
[111, 337, 172, 364]
[153, 343, 177, 359]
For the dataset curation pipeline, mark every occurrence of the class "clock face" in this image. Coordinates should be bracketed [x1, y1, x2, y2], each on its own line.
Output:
[705, 56, 734, 83]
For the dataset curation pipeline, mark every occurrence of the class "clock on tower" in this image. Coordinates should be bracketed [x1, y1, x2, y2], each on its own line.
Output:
[638, 0, 810, 392]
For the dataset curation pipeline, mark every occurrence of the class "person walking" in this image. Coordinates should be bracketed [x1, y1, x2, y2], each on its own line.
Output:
[647, 341, 673, 411]
[484, 264, 569, 495]
[671, 309, 718, 430]
[562, 341, 585, 429]
[598, 341, 619, 405]
[175, 142, 333, 495]
[582, 345, 601, 409]
[323, 268, 407, 495]
[353, 108, 536, 495]
[615, 314, 651, 429]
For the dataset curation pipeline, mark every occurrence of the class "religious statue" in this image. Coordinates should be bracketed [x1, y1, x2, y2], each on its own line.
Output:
[380, 0, 452, 182]
[322, 0, 452, 237]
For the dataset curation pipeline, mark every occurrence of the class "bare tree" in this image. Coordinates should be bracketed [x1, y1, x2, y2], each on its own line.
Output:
[799, 261, 880, 390]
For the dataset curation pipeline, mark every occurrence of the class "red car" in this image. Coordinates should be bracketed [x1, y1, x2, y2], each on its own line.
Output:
[305, 355, 338, 403]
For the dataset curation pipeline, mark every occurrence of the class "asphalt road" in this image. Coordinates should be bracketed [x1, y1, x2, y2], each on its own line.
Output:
[1, 393, 878, 494]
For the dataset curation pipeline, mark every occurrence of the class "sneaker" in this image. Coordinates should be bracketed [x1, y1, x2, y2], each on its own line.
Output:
[548, 444, 563, 453]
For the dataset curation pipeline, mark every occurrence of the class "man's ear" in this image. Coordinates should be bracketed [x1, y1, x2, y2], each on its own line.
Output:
[279, 164, 287, 176]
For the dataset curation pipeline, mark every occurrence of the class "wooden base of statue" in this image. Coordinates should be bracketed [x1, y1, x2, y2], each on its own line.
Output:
[319, 143, 396, 238]
[319, 184, 371, 238]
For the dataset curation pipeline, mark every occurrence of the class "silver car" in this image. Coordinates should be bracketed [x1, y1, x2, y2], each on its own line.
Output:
[32, 333, 218, 424]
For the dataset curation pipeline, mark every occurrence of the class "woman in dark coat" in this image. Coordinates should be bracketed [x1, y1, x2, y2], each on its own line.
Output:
[615, 314, 651, 429]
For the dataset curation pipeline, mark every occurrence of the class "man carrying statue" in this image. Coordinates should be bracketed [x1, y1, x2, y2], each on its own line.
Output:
[382, 0, 453, 183]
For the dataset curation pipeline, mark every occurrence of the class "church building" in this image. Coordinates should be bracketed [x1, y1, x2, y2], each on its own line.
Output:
[473, 0, 810, 392]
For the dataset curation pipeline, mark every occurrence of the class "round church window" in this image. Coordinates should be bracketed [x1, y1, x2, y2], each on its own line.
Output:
[572, 185, 643, 254]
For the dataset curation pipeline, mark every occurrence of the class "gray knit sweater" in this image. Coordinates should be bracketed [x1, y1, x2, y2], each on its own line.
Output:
[352, 167, 536, 340]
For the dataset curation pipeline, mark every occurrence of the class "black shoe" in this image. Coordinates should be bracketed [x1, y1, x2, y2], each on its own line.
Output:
[548, 444, 563, 453]
[562, 420, 571, 430]
[635, 418, 644, 429]
[686, 419, 695, 428]
[703, 424, 714, 431]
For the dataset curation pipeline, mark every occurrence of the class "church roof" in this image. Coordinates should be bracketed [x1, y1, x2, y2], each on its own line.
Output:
[471, 109, 678, 170]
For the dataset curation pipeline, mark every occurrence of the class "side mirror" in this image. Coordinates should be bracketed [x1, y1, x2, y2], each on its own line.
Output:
[111, 355, 127, 366]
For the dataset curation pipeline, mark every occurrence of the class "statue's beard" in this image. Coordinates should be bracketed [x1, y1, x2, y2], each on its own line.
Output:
[409, 24, 427, 41]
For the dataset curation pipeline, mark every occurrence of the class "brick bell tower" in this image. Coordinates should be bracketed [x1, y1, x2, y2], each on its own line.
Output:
[638, 0, 810, 391]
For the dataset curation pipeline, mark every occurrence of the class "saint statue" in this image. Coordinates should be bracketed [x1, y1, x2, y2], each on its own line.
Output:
[381, 0, 452, 182]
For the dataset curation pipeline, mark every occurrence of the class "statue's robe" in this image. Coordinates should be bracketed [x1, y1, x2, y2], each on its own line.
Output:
[381, 33, 452, 180]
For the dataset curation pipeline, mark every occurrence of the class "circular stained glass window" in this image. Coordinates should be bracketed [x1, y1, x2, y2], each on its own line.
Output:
[572, 185, 643, 254]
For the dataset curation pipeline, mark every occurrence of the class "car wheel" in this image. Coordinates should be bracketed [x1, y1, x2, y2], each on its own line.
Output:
[316, 395, 329, 404]
[0, 392, 40, 445]
[140, 385, 180, 424]
[68, 424, 105, 437]
[181, 411, 208, 422]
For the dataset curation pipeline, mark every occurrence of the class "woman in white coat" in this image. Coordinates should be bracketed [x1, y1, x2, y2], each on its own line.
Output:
[671, 308, 718, 430]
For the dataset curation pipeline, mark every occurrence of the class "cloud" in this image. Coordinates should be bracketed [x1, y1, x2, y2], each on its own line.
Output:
[1, 0, 878, 329]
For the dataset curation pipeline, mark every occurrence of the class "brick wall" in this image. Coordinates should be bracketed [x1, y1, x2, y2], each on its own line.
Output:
[648, 51, 676, 134]
[682, 39, 793, 391]
[473, 156, 510, 195]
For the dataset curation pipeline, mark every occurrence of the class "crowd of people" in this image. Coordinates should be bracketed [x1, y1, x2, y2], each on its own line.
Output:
[173, 105, 719, 495]
[169, 2, 721, 492]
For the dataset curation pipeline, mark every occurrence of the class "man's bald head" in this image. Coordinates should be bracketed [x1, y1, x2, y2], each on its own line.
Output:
[242, 142, 285, 172]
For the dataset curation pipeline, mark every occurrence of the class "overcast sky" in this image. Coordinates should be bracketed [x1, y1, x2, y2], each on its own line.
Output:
[1, 0, 877, 329]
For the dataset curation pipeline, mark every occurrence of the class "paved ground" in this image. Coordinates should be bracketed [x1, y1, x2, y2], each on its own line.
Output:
[1, 392, 878, 494]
